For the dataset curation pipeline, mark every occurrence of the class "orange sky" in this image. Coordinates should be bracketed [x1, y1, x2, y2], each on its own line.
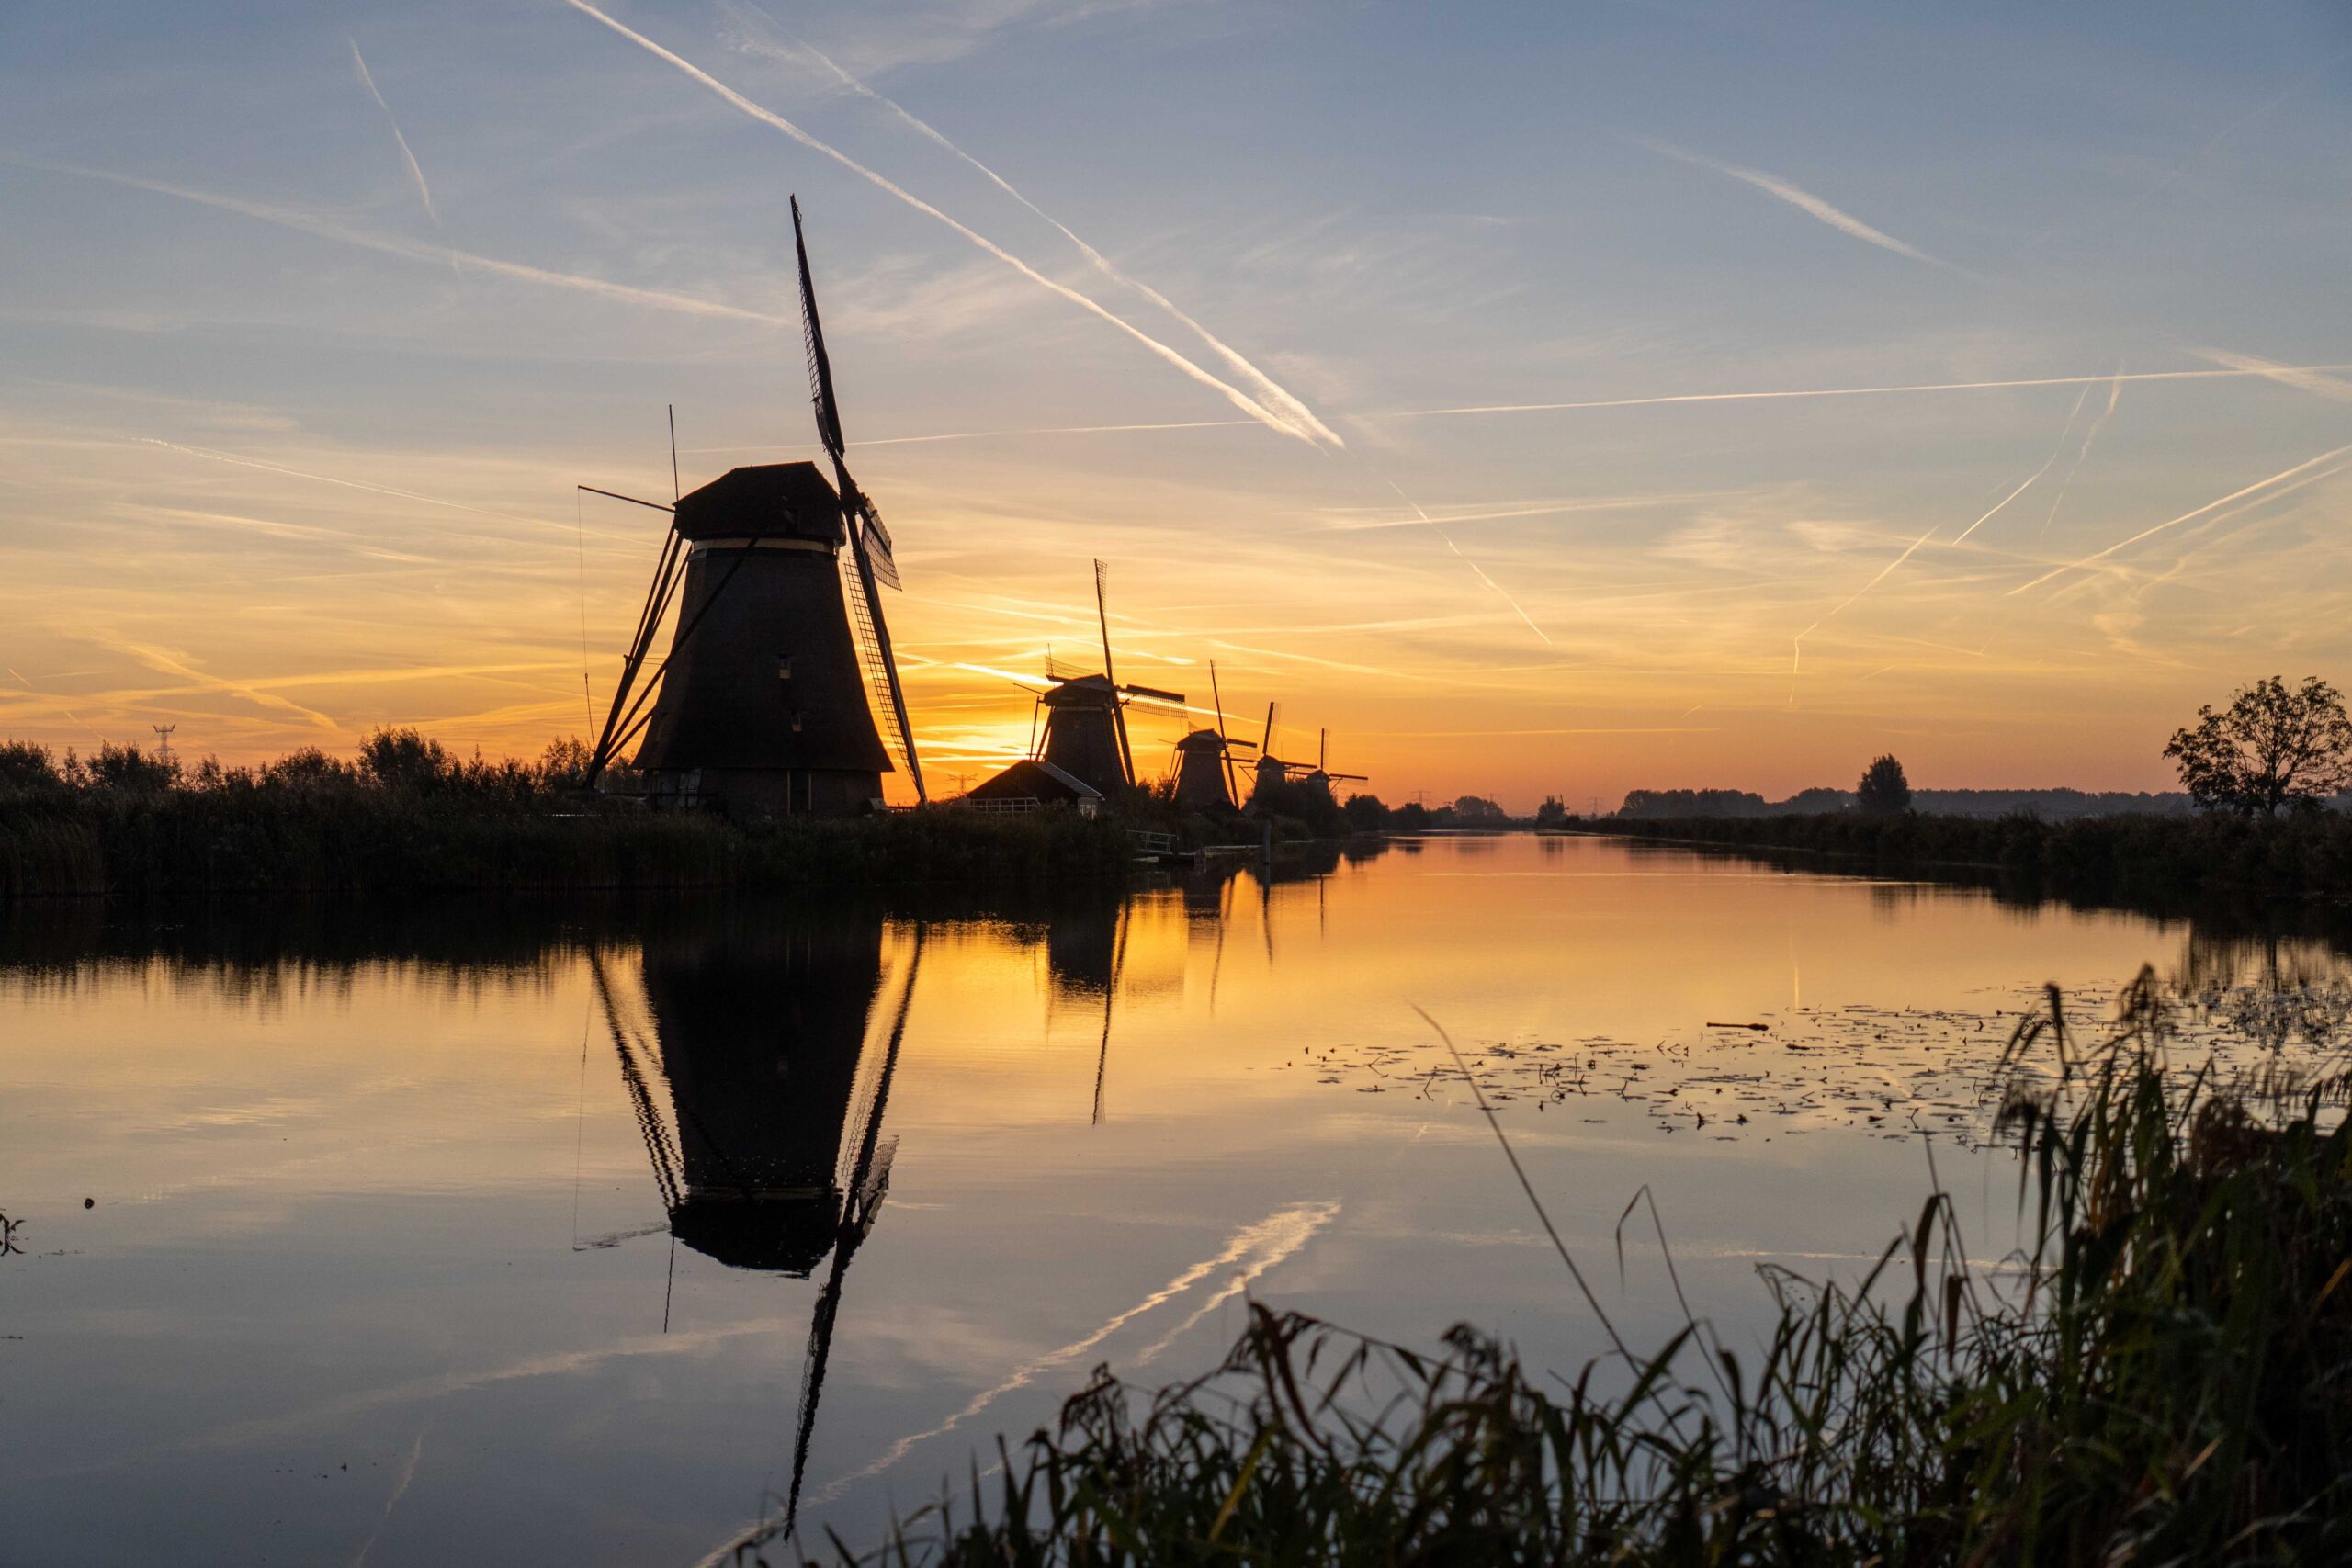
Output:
[5, 3, 2349, 810]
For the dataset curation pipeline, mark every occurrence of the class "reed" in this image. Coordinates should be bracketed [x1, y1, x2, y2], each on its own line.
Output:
[799, 974, 2352, 1565]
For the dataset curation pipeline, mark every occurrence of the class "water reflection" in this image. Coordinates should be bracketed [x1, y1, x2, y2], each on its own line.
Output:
[7, 834, 2352, 1566]
[593, 915, 923, 1540]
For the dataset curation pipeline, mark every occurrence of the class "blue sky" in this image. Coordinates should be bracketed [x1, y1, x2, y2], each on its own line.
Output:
[3, 1, 2348, 803]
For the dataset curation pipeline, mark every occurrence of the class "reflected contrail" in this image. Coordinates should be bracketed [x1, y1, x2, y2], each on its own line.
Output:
[1391, 362, 2352, 419]
[766, 26, 1343, 447]
[560, 0, 1319, 446]
[24, 160, 793, 327]
[348, 39, 437, 223]
[2009, 442, 2352, 594]
[700, 1200, 1339, 1564]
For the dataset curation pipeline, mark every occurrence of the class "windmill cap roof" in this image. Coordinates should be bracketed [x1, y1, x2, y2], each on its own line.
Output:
[673, 462, 844, 544]
[1175, 728, 1227, 750]
[1038, 673, 1118, 706]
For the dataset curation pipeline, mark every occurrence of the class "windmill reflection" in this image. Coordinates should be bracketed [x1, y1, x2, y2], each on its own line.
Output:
[591, 916, 922, 1546]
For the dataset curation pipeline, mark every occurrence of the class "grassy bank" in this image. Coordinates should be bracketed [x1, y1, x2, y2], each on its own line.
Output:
[779, 976, 2352, 1564]
[0, 735, 1133, 897]
[1594, 807, 2352, 906]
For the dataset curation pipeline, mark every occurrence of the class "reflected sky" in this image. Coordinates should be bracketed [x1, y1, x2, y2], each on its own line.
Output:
[1, 835, 2342, 1564]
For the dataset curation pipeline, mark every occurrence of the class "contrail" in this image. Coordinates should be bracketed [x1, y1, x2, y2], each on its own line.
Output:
[2010, 442, 2352, 595]
[24, 159, 792, 327]
[762, 23, 1344, 447]
[1786, 398, 2084, 704]
[1948, 383, 2087, 547]
[1391, 362, 2352, 419]
[680, 417, 1257, 454]
[348, 39, 437, 223]
[2192, 346, 2352, 402]
[1382, 478, 1553, 647]
[559, 0, 1320, 447]
[136, 436, 632, 542]
[2039, 362, 2123, 543]
[1639, 138, 1947, 267]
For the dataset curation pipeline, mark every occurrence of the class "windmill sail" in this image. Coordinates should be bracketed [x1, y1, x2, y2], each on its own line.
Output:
[795, 196, 923, 802]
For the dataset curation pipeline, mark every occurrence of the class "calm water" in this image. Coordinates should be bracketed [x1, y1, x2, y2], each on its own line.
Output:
[2, 835, 2339, 1565]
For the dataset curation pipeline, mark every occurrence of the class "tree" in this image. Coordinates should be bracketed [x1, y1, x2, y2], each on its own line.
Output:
[1340, 793, 1391, 832]
[1856, 754, 1911, 815]
[2165, 675, 2352, 817]
[1452, 795, 1508, 824]
[1534, 795, 1568, 828]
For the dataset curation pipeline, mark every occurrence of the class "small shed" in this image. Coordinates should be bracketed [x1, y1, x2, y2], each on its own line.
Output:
[962, 757, 1105, 818]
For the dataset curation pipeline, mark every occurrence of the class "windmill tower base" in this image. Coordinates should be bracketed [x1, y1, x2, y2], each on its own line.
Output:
[639, 765, 884, 818]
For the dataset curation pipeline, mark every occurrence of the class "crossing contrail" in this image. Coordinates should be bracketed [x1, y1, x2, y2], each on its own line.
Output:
[1948, 384, 2087, 547]
[763, 24, 1343, 447]
[1390, 362, 2352, 419]
[1788, 394, 2086, 704]
[560, 0, 1322, 447]
[26, 159, 794, 328]
[1638, 139, 1948, 267]
[2040, 362, 2123, 543]
[2009, 442, 2352, 595]
[348, 39, 437, 223]
[1381, 478, 1553, 646]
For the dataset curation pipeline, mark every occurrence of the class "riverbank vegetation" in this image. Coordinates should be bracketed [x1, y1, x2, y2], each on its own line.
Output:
[1596, 807, 2352, 906]
[797, 974, 2352, 1564]
[0, 732, 1132, 897]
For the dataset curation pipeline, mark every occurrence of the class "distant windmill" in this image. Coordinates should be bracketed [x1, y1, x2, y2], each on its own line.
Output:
[966, 560, 1185, 804]
[1170, 660, 1256, 810]
[578, 197, 922, 817]
[1246, 709, 1366, 809]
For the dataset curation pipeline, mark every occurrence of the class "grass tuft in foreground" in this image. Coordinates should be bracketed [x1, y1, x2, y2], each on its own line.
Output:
[788, 972, 2352, 1565]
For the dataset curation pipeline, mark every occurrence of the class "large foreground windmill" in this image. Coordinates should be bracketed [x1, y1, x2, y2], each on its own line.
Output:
[580, 197, 922, 817]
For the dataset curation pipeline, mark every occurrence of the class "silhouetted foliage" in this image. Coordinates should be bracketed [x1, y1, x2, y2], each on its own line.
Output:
[1394, 801, 1432, 830]
[0, 740, 62, 796]
[2165, 674, 2352, 818]
[0, 731, 1135, 897]
[1535, 795, 1567, 828]
[1340, 793, 1390, 832]
[1451, 794, 1508, 823]
[1856, 753, 1912, 815]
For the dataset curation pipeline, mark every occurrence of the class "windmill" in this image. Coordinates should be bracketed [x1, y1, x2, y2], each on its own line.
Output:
[965, 560, 1184, 804]
[1246, 710, 1367, 810]
[1170, 660, 1256, 810]
[593, 916, 924, 1548]
[578, 197, 922, 818]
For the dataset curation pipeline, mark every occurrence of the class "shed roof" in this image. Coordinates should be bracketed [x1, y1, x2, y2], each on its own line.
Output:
[965, 756, 1104, 804]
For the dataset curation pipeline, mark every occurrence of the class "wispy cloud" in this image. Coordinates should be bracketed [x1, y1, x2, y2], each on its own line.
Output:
[559, 0, 1327, 447]
[740, 16, 1342, 446]
[1638, 138, 1948, 267]
[21, 160, 792, 328]
[1393, 362, 2352, 419]
[348, 39, 437, 224]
